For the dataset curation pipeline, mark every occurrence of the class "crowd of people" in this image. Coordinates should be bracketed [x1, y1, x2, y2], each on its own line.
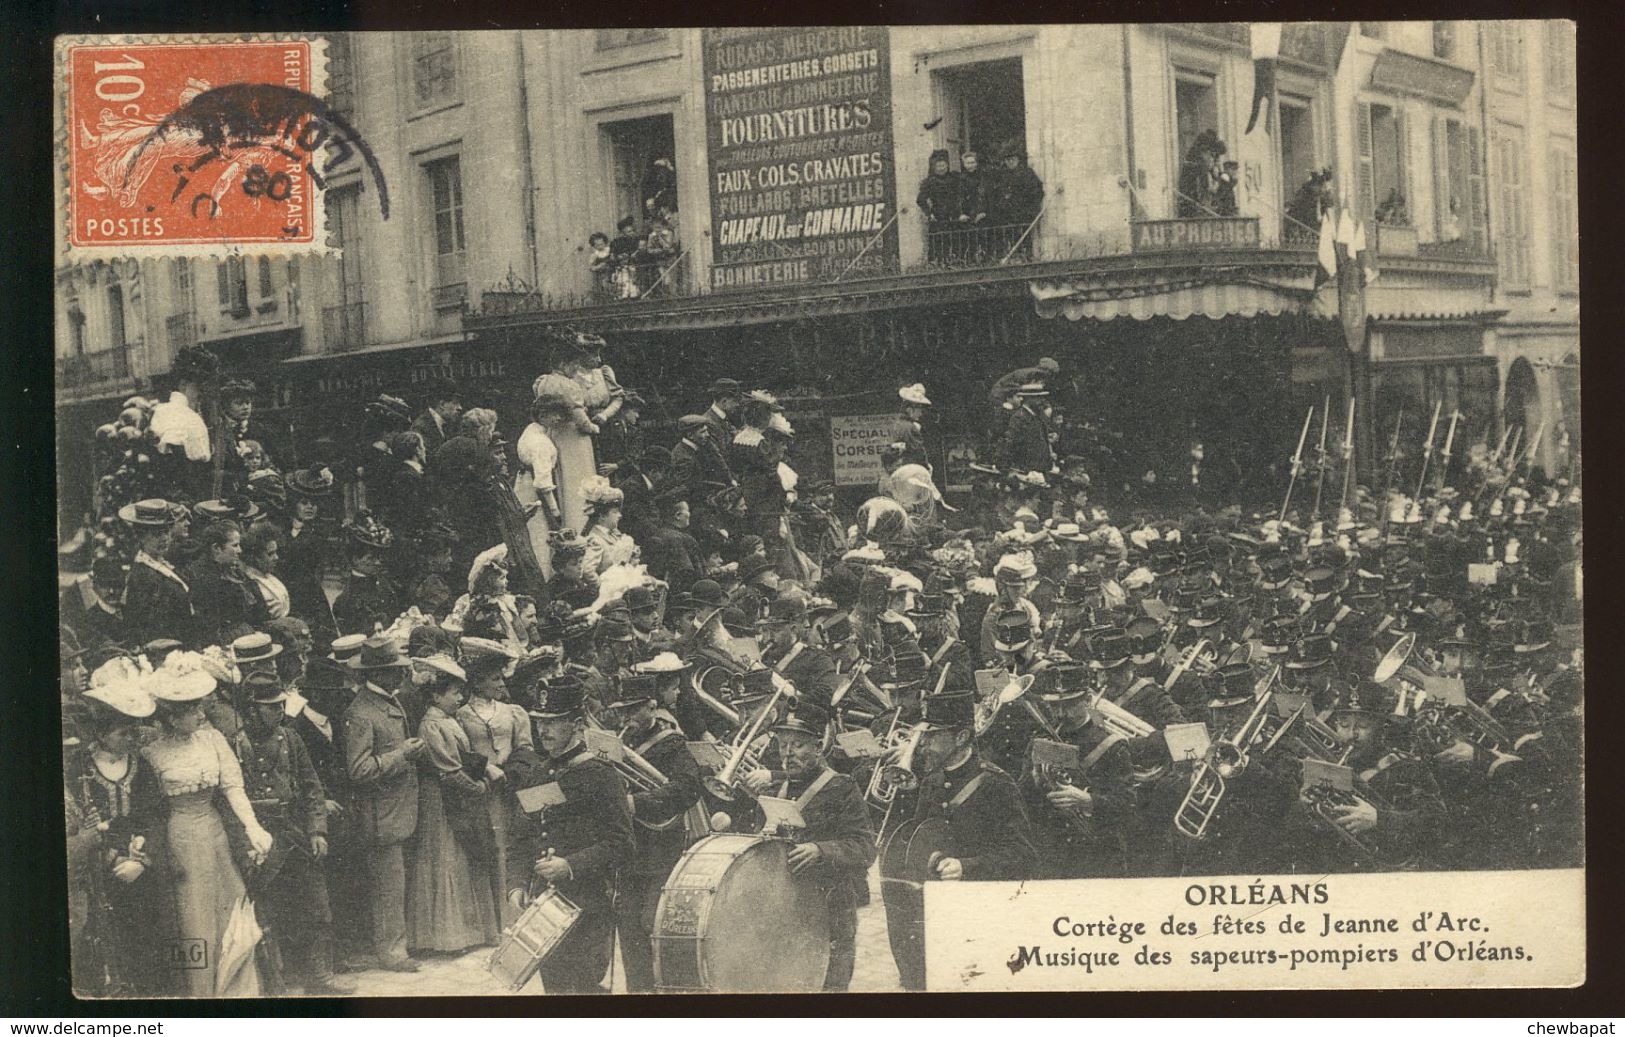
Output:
[915, 141, 1046, 262]
[60, 337, 1582, 996]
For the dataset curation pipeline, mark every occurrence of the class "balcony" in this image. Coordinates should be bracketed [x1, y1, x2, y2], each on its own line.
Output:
[322, 299, 367, 352]
[57, 346, 131, 390]
[165, 313, 197, 353]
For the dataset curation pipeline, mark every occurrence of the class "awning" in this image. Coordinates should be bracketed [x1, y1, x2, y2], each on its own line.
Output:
[1030, 273, 1318, 322]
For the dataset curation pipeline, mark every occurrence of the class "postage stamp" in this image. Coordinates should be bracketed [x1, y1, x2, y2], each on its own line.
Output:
[59, 35, 381, 260]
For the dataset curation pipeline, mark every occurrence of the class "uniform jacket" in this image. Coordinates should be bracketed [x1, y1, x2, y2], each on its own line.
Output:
[766, 642, 840, 710]
[504, 743, 634, 912]
[625, 720, 703, 879]
[914, 754, 1037, 880]
[775, 767, 874, 896]
[1018, 720, 1136, 876]
[233, 721, 328, 840]
[342, 682, 420, 845]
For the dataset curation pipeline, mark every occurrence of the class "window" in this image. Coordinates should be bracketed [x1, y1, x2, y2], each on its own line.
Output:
[257, 256, 274, 300]
[1433, 22, 1457, 61]
[107, 285, 126, 352]
[602, 114, 677, 232]
[217, 257, 250, 316]
[329, 185, 364, 304]
[328, 33, 355, 119]
[1489, 23, 1525, 90]
[1494, 127, 1530, 288]
[426, 157, 466, 291]
[411, 33, 459, 110]
[1431, 115, 1487, 252]
[595, 29, 668, 50]
[1549, 145, 1577, 291]
[1357, 102, 1410, 226]
[933, 57, 1029, 178]
[171, 257, 192, 309]
[1545, 22, 1575, 99]
[1278, 96, 1316, 231]
[1172, 69, 1218, 178]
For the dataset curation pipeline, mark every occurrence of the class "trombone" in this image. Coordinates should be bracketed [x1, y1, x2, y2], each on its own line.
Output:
[832, 658, 892, 727]
[702, 670, 792, 802]
[583, 715, 684, 831]
[1172, 666, 1280, 841]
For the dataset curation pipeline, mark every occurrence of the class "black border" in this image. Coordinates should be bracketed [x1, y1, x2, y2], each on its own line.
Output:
[3, 0, 1620, 1018]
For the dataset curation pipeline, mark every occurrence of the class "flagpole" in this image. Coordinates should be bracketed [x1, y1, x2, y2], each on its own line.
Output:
[1279, 405, 1315, 524]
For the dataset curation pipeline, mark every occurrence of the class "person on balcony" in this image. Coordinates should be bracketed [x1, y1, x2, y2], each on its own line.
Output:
[639, 213, 679, 297]
[990, 141, 1045, 258]
[1286, 168, 1333, 238]
[1176, 130, 1226, 217]
[643, 156, 678, 218]
[1375, 189, 1409, 226]
[609, 217, 644, 300]
[1214, 160, 1241, 217]
[916, 149, 959, 263]
[587, 232, 616, 300]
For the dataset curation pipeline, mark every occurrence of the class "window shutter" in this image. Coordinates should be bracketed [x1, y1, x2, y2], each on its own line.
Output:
[258, 256, 274, 300]
[1466, 125, 1487, 253]
[1431, 115, 1445, 239]
[1396, 107, 1412, 224]
[217, 262, 230, 306]
[1357, 103, 1375, 223]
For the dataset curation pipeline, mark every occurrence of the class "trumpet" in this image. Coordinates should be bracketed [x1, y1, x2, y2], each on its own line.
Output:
[702, 671, 790, 801]
[1172, 668, 1279, 841]
[1162, 638, 1217, 692]
[1302, 782, 1391, 862]
[864, 709, 922, 808]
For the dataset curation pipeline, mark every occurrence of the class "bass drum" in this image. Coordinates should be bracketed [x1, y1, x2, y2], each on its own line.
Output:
[878, 816, 951, 992]
[652, 834, 830, 992]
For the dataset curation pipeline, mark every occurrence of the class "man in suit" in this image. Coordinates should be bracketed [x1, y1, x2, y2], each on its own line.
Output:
[59, 554, 126, 651]
[766, 702, 875, 992]
[118, 499, 195, 647]
[505, 674, 634, 994]
[996, 384, 1057, 476]
[602, 673, 703, 993]
[340, 637, 426, 971]
[410, 383, 463, 458]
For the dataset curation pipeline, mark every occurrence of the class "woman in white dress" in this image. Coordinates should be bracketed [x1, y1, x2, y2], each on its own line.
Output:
[580, 477, 640, 575]
[513, 394, 571, 578]
[140, 653, 273, 996]
[530, 350, 600, 534]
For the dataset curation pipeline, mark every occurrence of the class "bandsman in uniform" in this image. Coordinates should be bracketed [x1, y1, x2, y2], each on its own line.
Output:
[234, 672, 351, 994]
[910, 688, 1037, 882]
[1019, 660, 1137, 878]
[602, 673, 704, 994]
[760, 596, 840, 710]
[911, 592, 973, 695]
[504, 674, 634, 994]
[765, 701, 875, 992]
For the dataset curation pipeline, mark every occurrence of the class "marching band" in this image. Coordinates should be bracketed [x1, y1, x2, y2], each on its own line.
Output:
[60, 347, 1582, 995]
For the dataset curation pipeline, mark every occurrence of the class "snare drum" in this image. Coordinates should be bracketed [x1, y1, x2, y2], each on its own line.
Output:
[652, 833, 829, 992]
[486, 888, 583, 992]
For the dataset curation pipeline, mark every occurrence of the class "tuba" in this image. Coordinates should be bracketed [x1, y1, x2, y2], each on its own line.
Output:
[832, 659, 892, 728]
[866, 714, 924, 809]
[687, 662, 743, 729]
[1301, 779, 1394, 862]
[973, 673, 1061, 741]
[1172, 666, 1279, 840]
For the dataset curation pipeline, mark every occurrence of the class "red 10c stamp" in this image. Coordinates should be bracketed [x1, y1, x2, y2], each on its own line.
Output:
[60, 36, 387, 258]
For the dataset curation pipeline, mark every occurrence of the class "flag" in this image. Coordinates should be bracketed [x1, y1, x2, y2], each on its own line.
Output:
[1315, 209, 1337, 289]
[1336, 207, 1368, 353]
[1246, 23, 1283, 134]
[1351, 218, 1377, 286]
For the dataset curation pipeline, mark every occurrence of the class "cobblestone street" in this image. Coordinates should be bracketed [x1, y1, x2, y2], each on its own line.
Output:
[343, 862, 903, 996]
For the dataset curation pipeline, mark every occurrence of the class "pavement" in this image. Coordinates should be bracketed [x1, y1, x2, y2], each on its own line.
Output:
[339, 861, 904, 997]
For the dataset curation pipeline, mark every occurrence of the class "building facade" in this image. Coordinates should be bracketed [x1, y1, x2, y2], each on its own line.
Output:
[54, 22, 1578, 533]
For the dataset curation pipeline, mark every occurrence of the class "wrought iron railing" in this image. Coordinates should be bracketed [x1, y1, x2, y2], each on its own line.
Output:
[56, 346, 131, 388]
